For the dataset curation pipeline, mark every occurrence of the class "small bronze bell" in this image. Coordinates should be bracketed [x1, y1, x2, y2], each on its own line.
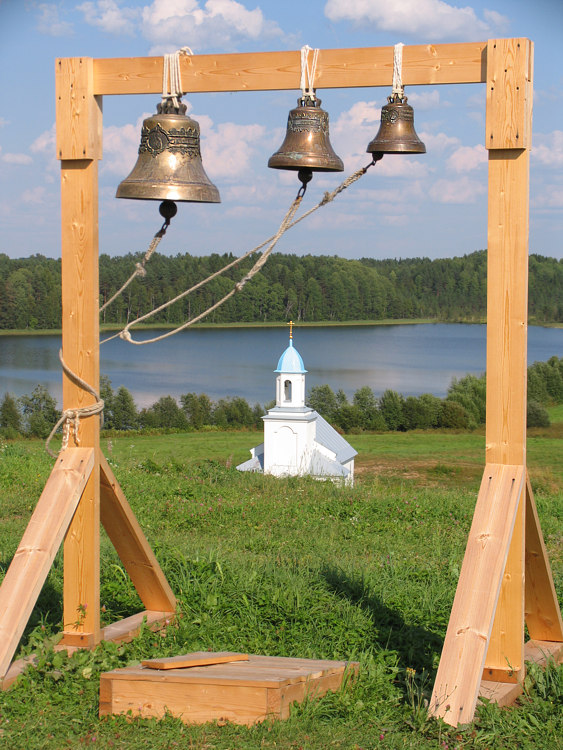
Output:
[117, 100, 220, 203]
[366, 93, 426, 156]
[268, 96, 344, 186]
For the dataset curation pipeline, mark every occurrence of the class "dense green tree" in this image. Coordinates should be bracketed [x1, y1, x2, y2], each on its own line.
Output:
[140, 396, 189, 429]
[0, 393, 22, 436]
[19, 385, 60, 437]
[446, 374, 487, 427]
[307, 385, 338, 422]
[112, 387, 138, 430]
[378, 390, 405, 431]
[439, 400, 471, 429]
[352, 386, 386, 430]
[403, 393, 442, 430]
[527, 400, 550, 428]
[180, 392, 213, 429]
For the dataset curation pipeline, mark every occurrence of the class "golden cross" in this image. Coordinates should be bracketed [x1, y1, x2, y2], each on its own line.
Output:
[287, 320, 293, 339]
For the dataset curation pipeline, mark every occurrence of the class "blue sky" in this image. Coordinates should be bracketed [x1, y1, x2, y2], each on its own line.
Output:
[0, 0, 562, 262]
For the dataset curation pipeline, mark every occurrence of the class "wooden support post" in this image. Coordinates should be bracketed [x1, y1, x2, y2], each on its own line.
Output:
[429, 464, 524, 725]
[56, 57, 103, 646]
[100, 456, 176, 613]
[0, 449, 94, 680]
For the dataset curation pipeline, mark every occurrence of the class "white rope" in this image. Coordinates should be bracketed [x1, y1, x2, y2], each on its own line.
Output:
[162, 47, 192, 109]
[300, 45, 319, 99]
[45, 350, 104, 458]
[100, 159, 376, 347]
[392, 42, 405, 97]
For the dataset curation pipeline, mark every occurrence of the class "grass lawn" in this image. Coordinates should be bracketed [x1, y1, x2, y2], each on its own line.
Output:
[0, 425, 562, 749]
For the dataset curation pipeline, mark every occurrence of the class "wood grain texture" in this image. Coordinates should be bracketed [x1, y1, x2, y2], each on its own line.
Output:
[59, 62, 102, 643]
[142, 652, 248, 670]
[92, 43, 487, 96]
[484, 483, 525, 680]
[524, 476, 563, 641]
[56, 58, 102, 160]
[485, 39, 533, 150]
[429, 464, 524, 726]
[101, 610, 173, 644]
[0, 449, 94, 679]
[485, 148, 530, 466]
[99, 655, 357, 725]
[100, 455, 176, 612]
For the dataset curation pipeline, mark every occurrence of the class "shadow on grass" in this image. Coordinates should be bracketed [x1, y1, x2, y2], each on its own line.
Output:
[321, 564, 443, 675]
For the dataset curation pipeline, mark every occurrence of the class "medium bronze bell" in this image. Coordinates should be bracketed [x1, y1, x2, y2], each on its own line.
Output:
[117, 101, 220, 203]
[367, 93, 426, 156]
[268, 96, 344, 185]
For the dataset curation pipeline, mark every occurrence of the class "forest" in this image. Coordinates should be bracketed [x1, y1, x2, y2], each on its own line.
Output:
[2, 356, 561, 439]
[1, 250, 562, 329]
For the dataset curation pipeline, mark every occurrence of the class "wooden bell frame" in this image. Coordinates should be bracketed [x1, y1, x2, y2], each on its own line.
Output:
[0, 39, 561, 727]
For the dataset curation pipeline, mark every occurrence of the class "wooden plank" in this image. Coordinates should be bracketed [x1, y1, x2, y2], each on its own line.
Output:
[56, 58, 102, 159]
[92, 42, 487, 96]
[429, 464, 524, 726]
[142, 652, 249, 670]
[101, 610, 173, 644]
[483, 483, 525, 681]
[485, 147, 530, 465]
[0, 449, 94, 679]
[480, 639, 563, 707]
[100, 455, 176, 612]
[485, 39, 533, 150]
[524, 476, 563, 641]
[99, 676, 269, 725]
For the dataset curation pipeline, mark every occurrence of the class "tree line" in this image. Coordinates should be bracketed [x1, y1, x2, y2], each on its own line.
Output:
[2, 357, 561, 440]
[1, 250, 562, 330]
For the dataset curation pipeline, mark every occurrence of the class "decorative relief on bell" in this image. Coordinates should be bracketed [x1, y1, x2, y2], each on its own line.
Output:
[139, 122, 200, 158]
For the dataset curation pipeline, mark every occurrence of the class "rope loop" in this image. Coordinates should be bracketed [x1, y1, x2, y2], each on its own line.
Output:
[45, 350, 104, 458]
[300, 45, 319, 100]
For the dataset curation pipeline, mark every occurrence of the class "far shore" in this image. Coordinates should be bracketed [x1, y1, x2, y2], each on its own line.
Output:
[2, 317, 563, 337]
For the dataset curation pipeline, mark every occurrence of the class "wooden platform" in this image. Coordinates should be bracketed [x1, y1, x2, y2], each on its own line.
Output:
[100, 653, 358, 725]
[479, 639, 563, 707]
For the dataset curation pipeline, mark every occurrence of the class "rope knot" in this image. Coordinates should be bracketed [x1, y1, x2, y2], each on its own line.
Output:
[135, 262, 147, 277]
[120, 329, 133, 342]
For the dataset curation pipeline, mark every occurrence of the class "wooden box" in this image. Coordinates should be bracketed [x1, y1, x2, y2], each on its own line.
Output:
[100, 652, 358, 725]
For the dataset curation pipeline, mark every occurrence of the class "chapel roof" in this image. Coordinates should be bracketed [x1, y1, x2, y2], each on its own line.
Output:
[274, 338, 307, 374]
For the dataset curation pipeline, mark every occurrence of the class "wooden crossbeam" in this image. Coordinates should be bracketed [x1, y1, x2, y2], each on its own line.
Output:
[100, 455, 176, 613]
[430, 464, 524, 725]
[91, 42, 487, 96]
[0, 449, 94, 679]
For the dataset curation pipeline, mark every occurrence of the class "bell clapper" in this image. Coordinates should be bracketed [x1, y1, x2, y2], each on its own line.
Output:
[297, 168, 313, 198]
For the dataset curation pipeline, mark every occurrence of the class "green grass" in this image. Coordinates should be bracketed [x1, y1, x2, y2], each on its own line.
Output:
[0, 430, 562, 749]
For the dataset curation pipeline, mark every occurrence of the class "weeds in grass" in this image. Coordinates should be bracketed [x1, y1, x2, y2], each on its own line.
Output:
[0, 435, 562, 749]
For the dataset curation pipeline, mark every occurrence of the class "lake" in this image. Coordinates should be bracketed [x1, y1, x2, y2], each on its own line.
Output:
[0, 324, 562, 408]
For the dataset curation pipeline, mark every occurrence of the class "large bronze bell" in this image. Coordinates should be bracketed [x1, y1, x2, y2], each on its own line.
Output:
[116, 100, 220, 203]
[367, 93, 426, 156]
[268, 96, 343, 185]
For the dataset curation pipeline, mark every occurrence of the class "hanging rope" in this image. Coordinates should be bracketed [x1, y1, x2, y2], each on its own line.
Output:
[392, 42, 405, 98]
[300, 45, 319, 99]
[161, 47, 192, 110]
[45, 350, 104, 458]
[100, 157, 379, 347]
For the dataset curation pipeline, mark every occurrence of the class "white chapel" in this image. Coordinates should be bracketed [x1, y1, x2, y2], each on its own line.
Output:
[237, 327, 357, 484]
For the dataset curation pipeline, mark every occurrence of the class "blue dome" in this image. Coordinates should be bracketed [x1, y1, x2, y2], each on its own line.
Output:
[274, 340, 307, 373]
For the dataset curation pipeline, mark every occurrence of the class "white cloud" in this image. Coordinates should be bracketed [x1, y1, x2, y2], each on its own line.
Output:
[446, 144, 487, 172]
[141, 0, 283, 53]
[201, 120, 267, 180]
[429, 176, 486, 203]
[22, 187, 47, 204]
[36, 3, 74, 36]
[103, 115, 149, 176]
[483, 9, 510, 34]
[418, 131, 460, 152]
[532, 131, 563, 168]
[77, 0, 140, 35]
[324, 0, 504, 41]
[406, 89, 441, 110]
[1, 152, 33, 165]
[31, 124, 56, 155]
[0, 118, 8, 128]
